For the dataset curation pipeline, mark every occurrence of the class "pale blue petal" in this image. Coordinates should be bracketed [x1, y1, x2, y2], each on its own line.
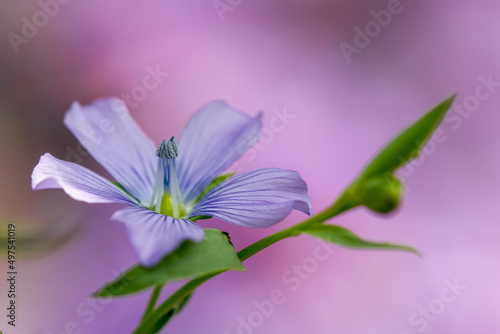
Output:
[64, 98, 156, 205]
[177, 101, 262, 204]
[112, 207, 205, 267]
[32, 153, 137, 205]
[191, 168, 313, 228]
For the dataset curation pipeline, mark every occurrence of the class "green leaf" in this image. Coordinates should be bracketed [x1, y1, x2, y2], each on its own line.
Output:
[325, 96, 456, 216]
[360, 96, 455, 178]
[302, 225, 420, 255]
[94, 229, 245, 297]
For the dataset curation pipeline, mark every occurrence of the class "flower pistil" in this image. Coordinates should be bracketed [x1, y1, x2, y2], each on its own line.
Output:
[151, 137, 185, 218]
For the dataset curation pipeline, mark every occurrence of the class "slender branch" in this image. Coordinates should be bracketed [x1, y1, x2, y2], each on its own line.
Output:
[149, 293, 194, 333]
[141, 284, 164, 322]
[134, 197, 356, 333]
[133, 275, 217, 334]
[238, 200, 353, 261]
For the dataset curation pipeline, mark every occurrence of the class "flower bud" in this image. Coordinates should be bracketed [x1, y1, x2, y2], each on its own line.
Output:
[359, 174, 403, 214]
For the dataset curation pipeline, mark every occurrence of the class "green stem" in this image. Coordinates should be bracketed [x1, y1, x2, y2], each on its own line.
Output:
[133, 275, 217, 334]
[148, 293, 194, 333]
[141, 284, 164, 322]
[134, 197, 356, 333]
[238, 202, 349, 261]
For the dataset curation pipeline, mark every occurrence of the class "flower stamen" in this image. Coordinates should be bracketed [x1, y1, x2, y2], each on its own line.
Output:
[156, 137, 179, 159]
[151, 137, 183, 217]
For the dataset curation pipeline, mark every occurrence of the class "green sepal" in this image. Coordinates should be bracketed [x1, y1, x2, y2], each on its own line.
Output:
[111, 181, 140, 202]
[189, 215, 212, 222]
[302, 224, 420, 255]
[195, 172, 235, 203]
[93, 229, 245, 297]
[189, 173, 236, 222]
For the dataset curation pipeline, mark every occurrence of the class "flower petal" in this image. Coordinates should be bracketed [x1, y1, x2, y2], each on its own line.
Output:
[112, 207, 205, 267]
[64, 98, 156, 205]
[32, 153, 137, 205]
[177, 101, 262, 204]
[191, 168, 313, 228]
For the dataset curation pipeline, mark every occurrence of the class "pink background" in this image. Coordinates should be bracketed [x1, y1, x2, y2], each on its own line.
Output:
[1, 1, 499, 333]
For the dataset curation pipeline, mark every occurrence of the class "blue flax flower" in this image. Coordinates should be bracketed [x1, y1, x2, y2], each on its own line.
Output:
[32, 98, 312, 267]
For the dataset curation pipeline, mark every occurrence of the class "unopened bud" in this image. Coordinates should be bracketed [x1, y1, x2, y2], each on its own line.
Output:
[359, 174, 403, 214]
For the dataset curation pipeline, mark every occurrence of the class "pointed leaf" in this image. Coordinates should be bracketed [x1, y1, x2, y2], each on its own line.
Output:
[303, 225, 420, 255]
[325, 96, 456, 216]
[94, 229, 245, 297]
[361, 96, 455, 178]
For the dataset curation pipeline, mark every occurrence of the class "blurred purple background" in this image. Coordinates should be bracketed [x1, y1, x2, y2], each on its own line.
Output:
[1, 0, 499, 333]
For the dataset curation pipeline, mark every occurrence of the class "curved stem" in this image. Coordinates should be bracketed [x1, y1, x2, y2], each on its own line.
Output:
[133, 275, 217, 334]
[134, 197, 356, 333]
[237, 205, 345, 261]
[141, 284, 164, 322]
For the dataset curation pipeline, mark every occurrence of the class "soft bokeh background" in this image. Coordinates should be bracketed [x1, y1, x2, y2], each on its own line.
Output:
[1, 0, 499, 333]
